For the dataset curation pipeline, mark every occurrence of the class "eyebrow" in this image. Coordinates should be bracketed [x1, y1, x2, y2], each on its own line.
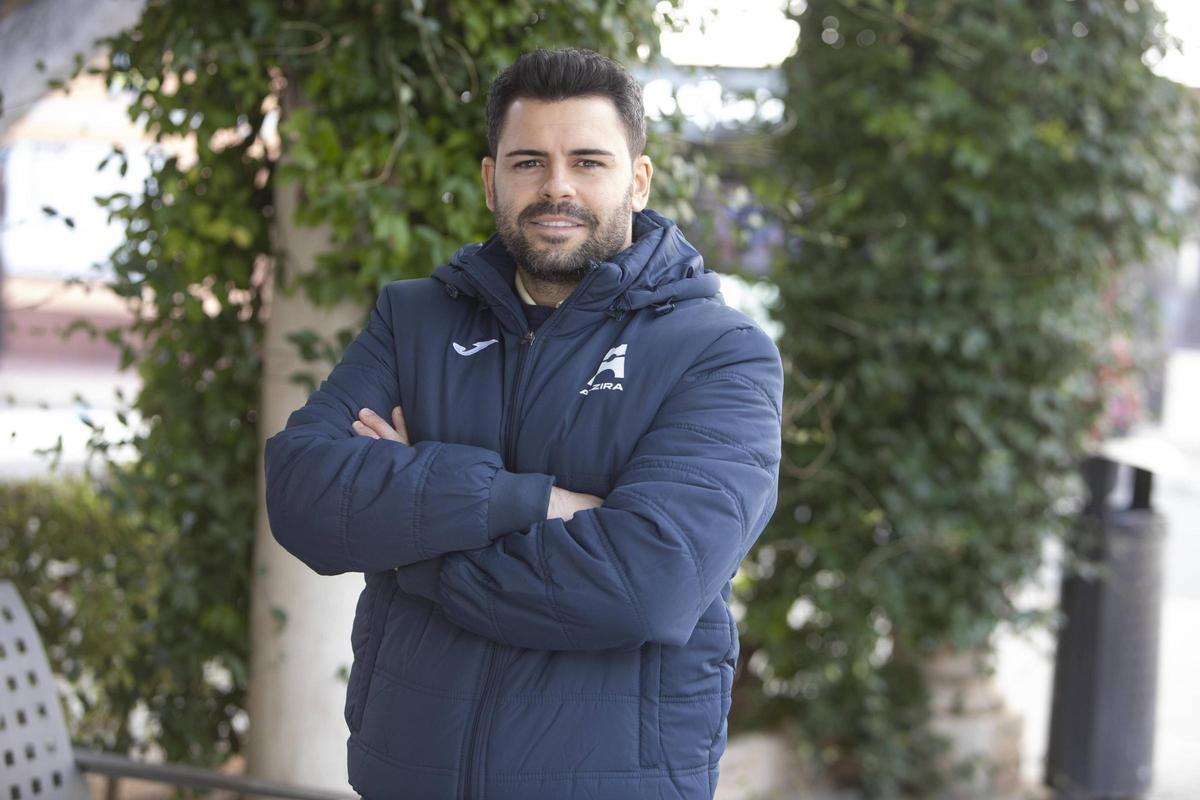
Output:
[503, 148, 616, 159]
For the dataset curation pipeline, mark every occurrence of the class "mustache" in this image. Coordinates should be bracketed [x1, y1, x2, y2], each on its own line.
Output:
[516, 201, 598, 227]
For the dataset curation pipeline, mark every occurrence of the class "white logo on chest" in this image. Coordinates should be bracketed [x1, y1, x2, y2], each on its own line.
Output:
[581, 344, 627, 395]
[452, 339, 499, 356]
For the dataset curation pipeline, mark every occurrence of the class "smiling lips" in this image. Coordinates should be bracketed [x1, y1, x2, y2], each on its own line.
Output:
[530, 216, 585, 230]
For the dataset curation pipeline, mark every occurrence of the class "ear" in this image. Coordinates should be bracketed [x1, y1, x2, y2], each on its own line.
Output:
[630, 154, 653, 213]
[481, 156, 496, 211]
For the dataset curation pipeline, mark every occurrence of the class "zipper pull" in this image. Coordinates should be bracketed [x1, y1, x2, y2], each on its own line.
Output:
[521, 330, 536, 346]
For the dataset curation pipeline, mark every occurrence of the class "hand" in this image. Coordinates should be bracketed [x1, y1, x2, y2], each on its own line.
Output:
[352, 406, 410, 445]
[547, 485, 603, 522]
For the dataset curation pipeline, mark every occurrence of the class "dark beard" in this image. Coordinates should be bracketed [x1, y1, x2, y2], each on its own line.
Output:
[494, 188, 633, 286]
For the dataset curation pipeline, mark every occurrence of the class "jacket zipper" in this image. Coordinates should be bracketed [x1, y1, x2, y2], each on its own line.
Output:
[459, 326, 536, 800]
[501, 263, 605, 463]
[457, 264, 603, 799]
[460, 644, 498, 799]
[505, 329, 537, 460]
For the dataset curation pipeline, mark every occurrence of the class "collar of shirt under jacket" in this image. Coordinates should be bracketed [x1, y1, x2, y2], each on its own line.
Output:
[514, 269, 562, 308]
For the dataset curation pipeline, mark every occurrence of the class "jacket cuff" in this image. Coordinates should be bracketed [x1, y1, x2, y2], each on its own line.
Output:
[395, 557, 443, 602]
[487, 469, 555, 539]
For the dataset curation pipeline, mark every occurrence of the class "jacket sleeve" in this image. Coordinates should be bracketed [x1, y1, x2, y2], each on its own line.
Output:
[396, 323, 783, 650]
[263, 283, 555, 576]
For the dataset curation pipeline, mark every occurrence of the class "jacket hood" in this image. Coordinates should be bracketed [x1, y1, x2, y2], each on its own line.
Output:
[431, 208, 722, 335]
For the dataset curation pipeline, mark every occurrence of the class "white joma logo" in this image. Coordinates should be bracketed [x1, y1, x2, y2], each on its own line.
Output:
[452, 339, 499, 356]
[581, 344, 627, 395]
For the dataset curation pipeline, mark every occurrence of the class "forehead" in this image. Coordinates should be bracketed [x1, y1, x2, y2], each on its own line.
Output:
[498, 96, 628, 153]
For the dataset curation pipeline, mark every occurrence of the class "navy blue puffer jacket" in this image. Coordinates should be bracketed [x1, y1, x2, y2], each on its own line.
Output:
[264, 209, 783, 799]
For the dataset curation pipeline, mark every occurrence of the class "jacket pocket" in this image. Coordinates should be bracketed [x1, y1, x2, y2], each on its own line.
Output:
[638, 641, 663, 767]
[345, 574, 398, 733]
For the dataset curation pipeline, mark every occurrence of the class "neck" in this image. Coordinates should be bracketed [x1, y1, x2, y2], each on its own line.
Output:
[517, 267, 578, 308]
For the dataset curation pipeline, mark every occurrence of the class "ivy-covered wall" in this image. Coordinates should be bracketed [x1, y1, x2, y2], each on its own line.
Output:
[733, 1, 1196, 794]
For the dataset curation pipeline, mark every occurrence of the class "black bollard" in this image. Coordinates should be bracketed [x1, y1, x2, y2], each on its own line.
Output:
[1045, 456, 1165, 798]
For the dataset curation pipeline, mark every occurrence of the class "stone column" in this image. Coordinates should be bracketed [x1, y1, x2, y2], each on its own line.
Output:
[923, 647, 1025, 800]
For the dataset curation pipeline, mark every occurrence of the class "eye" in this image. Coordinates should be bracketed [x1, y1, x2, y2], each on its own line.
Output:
[578, 160, 603, 168]
[513, 159, 542, 169]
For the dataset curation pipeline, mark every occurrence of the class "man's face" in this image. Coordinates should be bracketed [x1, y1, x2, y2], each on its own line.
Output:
[482, 96, 653, 285]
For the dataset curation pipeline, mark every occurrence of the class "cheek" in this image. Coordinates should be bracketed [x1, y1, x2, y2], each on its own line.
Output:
[491, 185, 516, 215]
[495, 180, 535, 210]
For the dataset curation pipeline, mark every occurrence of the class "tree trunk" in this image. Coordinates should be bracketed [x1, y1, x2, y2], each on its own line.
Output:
[247, 88, 365, 789]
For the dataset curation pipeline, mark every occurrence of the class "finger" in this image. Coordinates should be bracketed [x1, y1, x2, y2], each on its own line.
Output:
[351, 420, 380, 439]
[357, 408, 400, 442]
[392, 406, 410, 444]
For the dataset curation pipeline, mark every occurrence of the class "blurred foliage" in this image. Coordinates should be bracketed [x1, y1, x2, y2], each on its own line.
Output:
[730, 0, 1198, 795]
[48, 0, 694, 767]
[0, 476, 169, 753]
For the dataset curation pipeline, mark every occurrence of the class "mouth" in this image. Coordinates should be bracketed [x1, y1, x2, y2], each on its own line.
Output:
[528, 216, 586, 230]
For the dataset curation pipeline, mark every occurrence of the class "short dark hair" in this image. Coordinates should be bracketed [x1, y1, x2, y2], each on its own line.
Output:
[484, 48, 647, 159]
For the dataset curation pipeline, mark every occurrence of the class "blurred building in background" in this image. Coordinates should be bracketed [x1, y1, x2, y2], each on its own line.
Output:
[0, 0, 148, 478]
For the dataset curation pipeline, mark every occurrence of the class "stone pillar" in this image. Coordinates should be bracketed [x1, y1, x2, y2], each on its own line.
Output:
[716, 726, 820, 800]
[923, 647, 1025, 800]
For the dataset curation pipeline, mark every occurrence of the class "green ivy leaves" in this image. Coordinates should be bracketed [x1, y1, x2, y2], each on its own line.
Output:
[737, 0, 1196, 794]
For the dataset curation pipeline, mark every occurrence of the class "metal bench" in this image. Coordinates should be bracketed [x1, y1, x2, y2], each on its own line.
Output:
[0, 580, 357, 799]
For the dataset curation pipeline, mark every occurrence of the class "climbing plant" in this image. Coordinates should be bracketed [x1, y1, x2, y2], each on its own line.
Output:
[733, 0, 1197, 795]
[60, 0, 694, 764]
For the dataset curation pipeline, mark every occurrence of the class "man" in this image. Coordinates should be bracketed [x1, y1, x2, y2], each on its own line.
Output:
[264, 48, 783, 800]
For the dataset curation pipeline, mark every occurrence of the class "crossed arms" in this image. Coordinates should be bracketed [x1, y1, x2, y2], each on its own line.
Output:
[349, 404, 604, 524]
[263, 286, 783, 651]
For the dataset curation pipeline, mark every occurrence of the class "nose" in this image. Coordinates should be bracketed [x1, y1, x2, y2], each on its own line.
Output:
[539, 163, 576, 201]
